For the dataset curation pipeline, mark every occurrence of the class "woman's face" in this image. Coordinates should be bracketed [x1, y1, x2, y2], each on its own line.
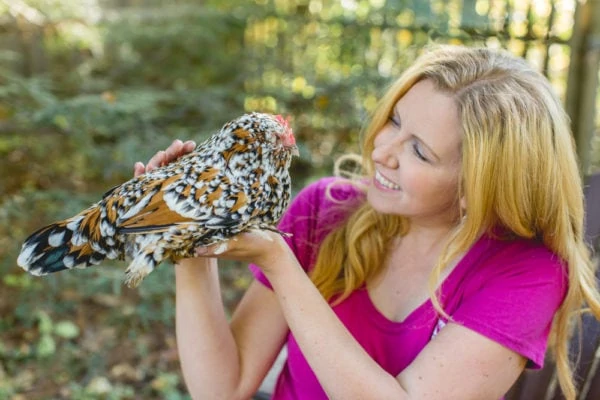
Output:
[367, 79, 463, 227]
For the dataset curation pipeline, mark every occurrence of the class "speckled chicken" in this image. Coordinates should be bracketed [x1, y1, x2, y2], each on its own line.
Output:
[17, 112, 298, 287]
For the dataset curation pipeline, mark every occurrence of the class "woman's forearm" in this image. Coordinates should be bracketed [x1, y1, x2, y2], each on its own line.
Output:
[175, 258, 242, 399]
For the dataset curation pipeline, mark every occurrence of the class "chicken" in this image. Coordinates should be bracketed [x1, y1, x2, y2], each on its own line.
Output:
[17, 112, 298, 287]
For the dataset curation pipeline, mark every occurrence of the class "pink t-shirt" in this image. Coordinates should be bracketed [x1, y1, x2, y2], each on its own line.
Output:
[249, 177, 568, 399]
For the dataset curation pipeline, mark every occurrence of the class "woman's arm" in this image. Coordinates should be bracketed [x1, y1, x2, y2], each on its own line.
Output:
[174, 257, 237, 397]
[174, 258, 288, 400]
[136, 141, 289, 399]
[398, 322, 526, 399]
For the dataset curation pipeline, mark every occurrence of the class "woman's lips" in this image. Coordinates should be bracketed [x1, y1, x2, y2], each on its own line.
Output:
[374, 170, 401, 191]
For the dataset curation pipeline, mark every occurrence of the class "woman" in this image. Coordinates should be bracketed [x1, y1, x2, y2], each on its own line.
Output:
[135, 45, 600, 399]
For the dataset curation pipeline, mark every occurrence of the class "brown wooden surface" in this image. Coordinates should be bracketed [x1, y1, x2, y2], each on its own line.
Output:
[584, 173, 600, 247]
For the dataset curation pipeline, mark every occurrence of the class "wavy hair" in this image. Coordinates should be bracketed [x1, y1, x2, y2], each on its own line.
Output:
[309, 45, 600, 399]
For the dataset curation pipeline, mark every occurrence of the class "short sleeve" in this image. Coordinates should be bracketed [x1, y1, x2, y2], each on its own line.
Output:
[248, 177, 362, 289]
[451, 242, 568, 369]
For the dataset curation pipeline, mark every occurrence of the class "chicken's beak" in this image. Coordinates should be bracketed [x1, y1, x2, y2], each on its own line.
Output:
[290, 145, 300, 157]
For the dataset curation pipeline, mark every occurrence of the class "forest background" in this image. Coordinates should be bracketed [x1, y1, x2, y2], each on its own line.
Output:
[0, 0, 599, 399]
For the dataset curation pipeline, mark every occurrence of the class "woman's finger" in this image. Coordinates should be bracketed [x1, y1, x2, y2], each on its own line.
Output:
[193, 231, 281, 259]
[182, 140, 196, 153]
[133, 162, 145, 177]
[133, 139, 195, 178]
[165, 139, 184, 163]
[195, 241, 230, 257]
[146, 150, 166, 172]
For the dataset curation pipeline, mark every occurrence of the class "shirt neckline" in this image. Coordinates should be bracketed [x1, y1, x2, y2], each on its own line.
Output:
[358, 233, 491, 332]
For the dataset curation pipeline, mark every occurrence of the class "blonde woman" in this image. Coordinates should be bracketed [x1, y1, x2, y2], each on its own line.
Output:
[135, 45, 600, 399]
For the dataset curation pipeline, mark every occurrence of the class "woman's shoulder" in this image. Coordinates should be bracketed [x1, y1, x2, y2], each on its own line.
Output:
[466, 231, 567, 289]
[483, 231, 563, 268]
[274, 177, 364, 272]
[281, 176, 364, 245]
[290, 176, 366, 214]
[297, 176, 365, 201]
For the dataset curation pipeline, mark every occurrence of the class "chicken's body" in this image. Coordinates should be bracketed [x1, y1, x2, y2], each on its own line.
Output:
[17, 112, 297, 287]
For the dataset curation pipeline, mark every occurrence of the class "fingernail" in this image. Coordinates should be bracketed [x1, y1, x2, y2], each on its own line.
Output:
[212, 242, 229, 254]
[195, 247, 208, 256]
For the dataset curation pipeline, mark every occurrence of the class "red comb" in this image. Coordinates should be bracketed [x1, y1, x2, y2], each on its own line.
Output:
[275, 114, 295, 146]
[275, 114, 291, 129]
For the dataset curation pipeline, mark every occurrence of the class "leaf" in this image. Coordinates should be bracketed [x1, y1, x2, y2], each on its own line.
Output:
[2, 273, 33, 289]
[53, 321, 80, 339]
[37, 311, 53, 335]
[52, 114, 70, 130]
[86, 376, 113, 394]
[151, 372, 180, 392]
[36, 334, 56, 358]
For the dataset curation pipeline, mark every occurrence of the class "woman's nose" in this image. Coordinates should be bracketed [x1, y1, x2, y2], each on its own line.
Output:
[372, 141, 399, 169]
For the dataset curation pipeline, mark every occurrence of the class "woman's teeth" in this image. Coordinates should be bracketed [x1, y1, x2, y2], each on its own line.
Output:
[375, 170, 401, 190]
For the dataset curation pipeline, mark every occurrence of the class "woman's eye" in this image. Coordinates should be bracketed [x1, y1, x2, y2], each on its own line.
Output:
[412, 141, 429, 162]
[388, 115, 401, 128]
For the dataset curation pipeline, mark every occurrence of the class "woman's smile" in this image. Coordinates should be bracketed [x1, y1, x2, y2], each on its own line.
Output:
[374, 170, 402, 191]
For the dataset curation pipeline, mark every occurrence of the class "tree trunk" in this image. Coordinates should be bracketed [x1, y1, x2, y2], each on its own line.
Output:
[565, 0, 600, 176]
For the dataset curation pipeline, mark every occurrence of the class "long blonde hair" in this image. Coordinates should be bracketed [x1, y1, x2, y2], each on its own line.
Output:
[309, 45, 600, 399]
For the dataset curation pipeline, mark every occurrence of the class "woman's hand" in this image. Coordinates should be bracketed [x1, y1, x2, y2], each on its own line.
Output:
[133, 139, 196, 177]
[195, 230, 296, 274]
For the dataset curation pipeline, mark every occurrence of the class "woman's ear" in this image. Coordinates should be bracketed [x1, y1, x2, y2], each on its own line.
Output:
[459, 196, 467, 212]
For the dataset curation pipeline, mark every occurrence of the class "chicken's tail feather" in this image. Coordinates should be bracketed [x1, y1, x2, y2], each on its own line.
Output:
[17, 205, 118, 276]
